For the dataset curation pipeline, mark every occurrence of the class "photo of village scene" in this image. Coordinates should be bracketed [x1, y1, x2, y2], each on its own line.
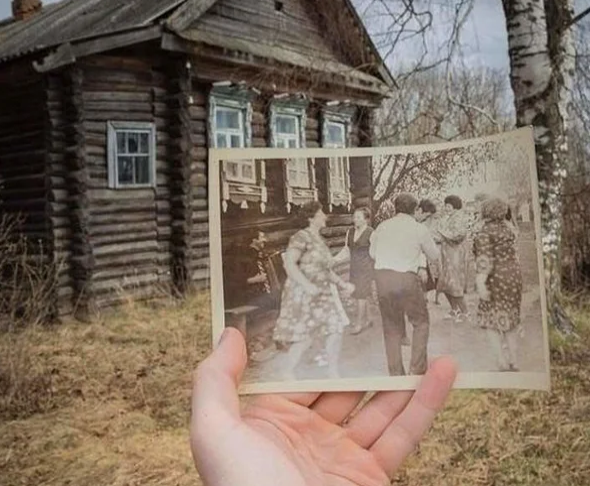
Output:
[209, 127, 549, 392]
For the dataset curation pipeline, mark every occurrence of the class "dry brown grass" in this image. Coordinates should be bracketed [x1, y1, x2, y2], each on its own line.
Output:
[0, 292, 211, 486]
[1, 291, 589, 486]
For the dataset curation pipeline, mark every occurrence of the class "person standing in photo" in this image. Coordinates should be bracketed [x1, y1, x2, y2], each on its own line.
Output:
[416, 198, 441, 304]
[473, 197, 524, 372]
[435, 195, 470, 322]
[370, 193, 440, 376]
[272, 201, 354, 380]
[334, 207, 375, 334]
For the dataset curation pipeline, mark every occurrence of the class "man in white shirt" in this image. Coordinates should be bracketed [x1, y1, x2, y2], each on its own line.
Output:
[369, 193, 440, 375]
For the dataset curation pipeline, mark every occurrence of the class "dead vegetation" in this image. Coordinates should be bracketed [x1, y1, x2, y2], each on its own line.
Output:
[0, 214, 57, 331]
[0, 291, 589, 486]
[0, 293, 211, 486]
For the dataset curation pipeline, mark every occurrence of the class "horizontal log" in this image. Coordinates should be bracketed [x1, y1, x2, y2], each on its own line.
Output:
[90, 221, 157, 236]
[191, 247, 210, 260]
[83, 91, 152, 103]
[191, 268, 210, 283]
[86, 100, 152, 113]
[93, 273, 161, 294]
[91, 212, 155, 225]
[191, 256, 210, 270]
[94, 250, 159, 269]
[188, 105, 207, 120]
[93, 240, 159, 257]
[93, 264, 165, 283]
[87, 111, 154, 122]
[92, 230, 159, 247]
[89, 188, 155, 202]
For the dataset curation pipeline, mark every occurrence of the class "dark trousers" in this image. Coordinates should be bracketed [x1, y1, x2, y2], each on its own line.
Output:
[444, 293, 467, 314]
[375, 269, 430, 376]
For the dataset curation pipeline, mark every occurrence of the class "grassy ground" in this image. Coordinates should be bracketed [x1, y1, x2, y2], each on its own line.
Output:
[1, 292, 589, 486]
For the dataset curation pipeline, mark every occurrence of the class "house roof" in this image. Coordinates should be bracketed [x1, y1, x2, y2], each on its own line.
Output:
[0, 0, 395, 89]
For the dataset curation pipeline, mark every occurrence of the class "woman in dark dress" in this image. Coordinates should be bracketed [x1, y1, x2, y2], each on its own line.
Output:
[335, 207, 374, 333]
[473, 198, 523, 371]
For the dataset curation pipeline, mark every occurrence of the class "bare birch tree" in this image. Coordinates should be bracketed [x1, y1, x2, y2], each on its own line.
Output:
[500, 0, 590, 333]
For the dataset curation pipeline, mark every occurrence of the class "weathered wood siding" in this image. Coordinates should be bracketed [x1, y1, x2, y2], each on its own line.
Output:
[80, 54, 173, 307]
[45, 73, 74, 314]
[0, 76, 47, 243]
[194, 0, 345, 64]
[189, 83, 210, 287]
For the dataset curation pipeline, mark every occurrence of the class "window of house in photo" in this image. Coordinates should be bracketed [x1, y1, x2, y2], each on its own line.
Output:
[272, 106, 308, 188]
[212, 97, 255, 184]
[107, 122, 156, 189]
[324, 119, 348, 191]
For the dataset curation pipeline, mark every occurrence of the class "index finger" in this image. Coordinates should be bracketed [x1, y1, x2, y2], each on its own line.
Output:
[370, 356, 457, 477]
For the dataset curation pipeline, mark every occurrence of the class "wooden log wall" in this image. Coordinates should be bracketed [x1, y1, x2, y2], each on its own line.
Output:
[189, 82, 210, 288]
[45, 74, 74, 315]
[168, 58, 193, 292]
[0, 77, 47, 246]
[196, 0, 344, 67]
[80, 54, 172, 307]
[62, 67, 95, 318]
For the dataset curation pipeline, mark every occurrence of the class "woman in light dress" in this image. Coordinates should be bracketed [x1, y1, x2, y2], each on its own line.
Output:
[435, 195, 470, 322]
[273, 201, 354, 379]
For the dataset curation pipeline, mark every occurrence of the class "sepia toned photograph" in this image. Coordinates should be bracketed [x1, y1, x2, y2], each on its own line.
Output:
[208, 127, 550, 394]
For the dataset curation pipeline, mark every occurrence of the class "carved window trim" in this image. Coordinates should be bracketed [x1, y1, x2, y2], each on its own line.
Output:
[107, 121, 156, 189]
[209, 92, 254, 183]
[321, 109, 353, 211]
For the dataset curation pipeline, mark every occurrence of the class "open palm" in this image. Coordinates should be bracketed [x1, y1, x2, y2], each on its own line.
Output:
[190, 328, 456, 486]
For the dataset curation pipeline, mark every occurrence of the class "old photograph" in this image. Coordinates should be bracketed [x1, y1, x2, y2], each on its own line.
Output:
[208, 127, 550, 393]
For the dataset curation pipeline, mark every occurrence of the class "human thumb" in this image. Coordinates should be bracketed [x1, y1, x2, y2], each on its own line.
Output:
[191, 327, 247, 430]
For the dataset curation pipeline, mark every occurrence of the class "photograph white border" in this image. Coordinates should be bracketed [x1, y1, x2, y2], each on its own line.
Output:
[208, 126, 551, 394]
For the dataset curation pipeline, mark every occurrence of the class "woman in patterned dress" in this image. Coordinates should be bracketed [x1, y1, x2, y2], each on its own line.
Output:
[335, 207, 375, 334]
[473, 198, 523, 371]
[434, 195, 470, 321]
[273, 201, 354, 379]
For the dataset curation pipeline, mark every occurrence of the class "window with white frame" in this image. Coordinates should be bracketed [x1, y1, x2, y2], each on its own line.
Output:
[107, 122, 156, 189]
[212, 99, 255, 184]
[325, 120, 348, 191]
[272, 106, 308, 188]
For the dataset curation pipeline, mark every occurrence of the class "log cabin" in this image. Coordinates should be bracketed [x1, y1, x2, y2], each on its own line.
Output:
[0, 0, 393, 319]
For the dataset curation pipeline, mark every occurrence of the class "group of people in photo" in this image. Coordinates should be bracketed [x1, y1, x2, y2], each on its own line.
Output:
[244, 191, 525, 380]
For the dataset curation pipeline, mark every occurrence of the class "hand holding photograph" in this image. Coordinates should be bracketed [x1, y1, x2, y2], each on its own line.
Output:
[208, 126, 550, 394]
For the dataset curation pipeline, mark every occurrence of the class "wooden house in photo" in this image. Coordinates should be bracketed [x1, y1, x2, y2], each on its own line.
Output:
[0, 0, 394, 318]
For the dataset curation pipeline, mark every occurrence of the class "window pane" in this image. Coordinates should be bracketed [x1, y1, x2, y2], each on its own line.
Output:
[216, 109, 241, 129]
[116, 132, 126, 153]
[288, 138, 298, 148]
[216, 134, 228, 148]
[277, 138, 287, 148]
[226, 162, 239, 178]
[230, 135, 242, 148]
[242, 163, 254, 181]
[127, 132, 140, 153]
[276, 115, 297, 135]
[118, 156, 134, 184]
[327, 123, 345, 146]
[135, 156, 150, 184]
[139, 133, 150, 153]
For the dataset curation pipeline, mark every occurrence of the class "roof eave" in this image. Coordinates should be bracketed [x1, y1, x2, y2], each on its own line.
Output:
[31, 25, 162, 73]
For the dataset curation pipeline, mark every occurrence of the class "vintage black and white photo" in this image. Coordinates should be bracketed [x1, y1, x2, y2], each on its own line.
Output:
[208, 127, 550, 393]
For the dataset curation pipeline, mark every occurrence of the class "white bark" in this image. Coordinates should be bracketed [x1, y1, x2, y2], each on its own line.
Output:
[502, 0, 576, 329]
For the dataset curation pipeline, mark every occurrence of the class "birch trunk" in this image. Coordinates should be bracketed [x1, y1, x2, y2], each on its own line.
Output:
[501, 0, 576, 333]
